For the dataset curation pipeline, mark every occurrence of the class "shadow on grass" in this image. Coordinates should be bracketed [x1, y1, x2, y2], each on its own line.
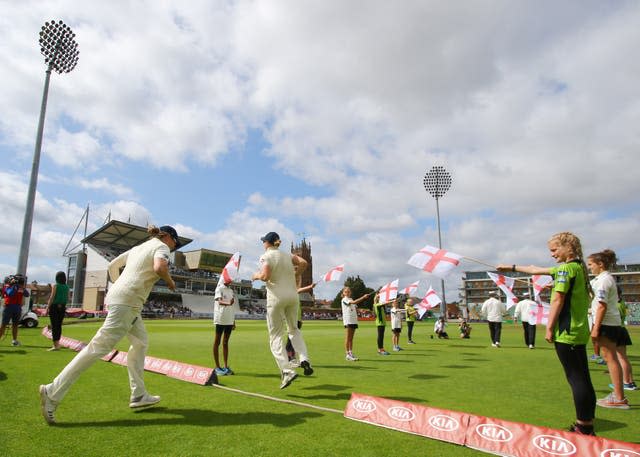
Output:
[319, 364, 379, 371]
[0, 349, 27, 355]
[446, 344, 489, 349]
[304, 384, 352, 391]
[461, 358, 489, 362]
[0, 371, 6, 381]
[596, 417, 631, 433]
[408, 373, 447, 381]
[288, 392, 353, 401]
[55, 407, 323, 428]
[441, 365, 472, 369]
[385, 395, 428, 404]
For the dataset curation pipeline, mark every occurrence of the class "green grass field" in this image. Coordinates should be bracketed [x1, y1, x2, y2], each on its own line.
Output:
[1, 318, 638, 456]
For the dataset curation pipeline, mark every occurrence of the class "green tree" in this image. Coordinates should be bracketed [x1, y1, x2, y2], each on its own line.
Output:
[331, 275, 375, 309]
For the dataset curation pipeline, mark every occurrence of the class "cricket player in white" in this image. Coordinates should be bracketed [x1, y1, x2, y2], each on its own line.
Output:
[252, 232, 313, 389]
[39, 225, 180, 424]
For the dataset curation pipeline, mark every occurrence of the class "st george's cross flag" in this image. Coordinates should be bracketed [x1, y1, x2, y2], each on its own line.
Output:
[532, 275, 553, 303]
[415, 287, 442, 318]
[220, 252, 241, 285]
[400, 280, 420, 296]
[321, 264, 344, 282]
[407, 245, 462, 279]
[487, 272, 518, 309]
[528, 302, 550, 325]
[378, 279, 399, 304]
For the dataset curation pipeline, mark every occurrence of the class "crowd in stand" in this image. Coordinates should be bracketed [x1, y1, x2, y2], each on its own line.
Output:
[142, 300, 191, 318]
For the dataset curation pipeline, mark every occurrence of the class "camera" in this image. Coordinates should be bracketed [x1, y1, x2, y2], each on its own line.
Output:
[6, 274, 26, 286]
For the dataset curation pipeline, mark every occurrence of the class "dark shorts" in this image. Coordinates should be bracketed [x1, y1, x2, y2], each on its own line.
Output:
[618, 327, 633, 347]
[598, 325, 624, 344]
[2, 305, 21, 325]
[392, 328, 401, 335]
[215, 324, 234, 335]
[344, 324, 358, 329]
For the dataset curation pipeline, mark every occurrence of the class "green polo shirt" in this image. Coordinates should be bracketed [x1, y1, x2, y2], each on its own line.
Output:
[373, 301, 386, 327]
[549, 260, 590, 345]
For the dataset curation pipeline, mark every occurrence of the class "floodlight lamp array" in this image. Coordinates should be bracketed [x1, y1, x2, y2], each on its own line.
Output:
[423, 165, 452, 199]
[39, 20, 79, 74]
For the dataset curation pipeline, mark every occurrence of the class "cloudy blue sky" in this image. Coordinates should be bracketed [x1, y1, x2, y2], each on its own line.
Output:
[1, 0, 639, 300]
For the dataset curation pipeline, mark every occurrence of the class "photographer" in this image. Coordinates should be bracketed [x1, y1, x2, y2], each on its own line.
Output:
[1, 274, 30, 346]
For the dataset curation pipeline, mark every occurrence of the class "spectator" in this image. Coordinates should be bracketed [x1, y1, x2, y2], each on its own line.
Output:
[46, 271, 70, 351]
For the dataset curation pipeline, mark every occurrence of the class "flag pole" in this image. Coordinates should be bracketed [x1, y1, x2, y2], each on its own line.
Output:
[462, 256, 530, 285]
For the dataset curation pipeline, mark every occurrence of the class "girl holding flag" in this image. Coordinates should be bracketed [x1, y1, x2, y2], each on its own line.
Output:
[497, 231, 596, 436]
[373, 293, 390, 355]
[587, 249, 630, 409]
[341, 286, 371, 361]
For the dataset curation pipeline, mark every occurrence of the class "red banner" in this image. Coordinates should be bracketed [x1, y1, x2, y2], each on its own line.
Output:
[345, 393, 640, 457]
[344, 392, 469, 445]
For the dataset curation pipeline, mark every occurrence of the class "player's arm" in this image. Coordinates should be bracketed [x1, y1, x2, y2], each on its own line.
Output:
[154, 257, 175, 291]
[545, 291, 565, 343]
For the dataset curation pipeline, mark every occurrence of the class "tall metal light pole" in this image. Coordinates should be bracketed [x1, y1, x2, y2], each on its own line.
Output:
[17, 20, 79, 277]
[423, 165, 452, 316]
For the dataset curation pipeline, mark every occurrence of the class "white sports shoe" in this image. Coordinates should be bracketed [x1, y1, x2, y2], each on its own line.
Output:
[280, 370, 298, 389]
[39, 385, 57, 425]
[129, 393, 161, 408]
[346, 354, 359, 361]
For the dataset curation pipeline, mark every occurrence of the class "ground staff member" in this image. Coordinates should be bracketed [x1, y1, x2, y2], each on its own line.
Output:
[252, 232, 313, 389]
[40, 225, 180, 424]
[46, 271, 70, 351]
[498, 231, 596, 436]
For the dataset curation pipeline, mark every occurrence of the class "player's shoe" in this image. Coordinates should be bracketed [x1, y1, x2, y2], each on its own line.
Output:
[11, 340, 20, 346]
[346, 354, 358, 361]
[596, 393, 630, 410]
[300, 360, 314, 376]
[609, 382, 639, 391]
[280, 370, 298, 389]
[129, 393, 161, 408]
[378, 350, 390, 355]
[408, 340, 416, 344]
[224, 367, 234, 375]
[214, 367, 227, 376]
[39, 385, 57, 425]
[567, 422, 595, 436]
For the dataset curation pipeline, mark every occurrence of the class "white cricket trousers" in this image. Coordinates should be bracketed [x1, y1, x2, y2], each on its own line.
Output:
[266, 299, 309, 372]
[45, 304, 148, 403]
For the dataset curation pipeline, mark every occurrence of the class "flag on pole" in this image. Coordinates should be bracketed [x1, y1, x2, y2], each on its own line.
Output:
[415, 287, 441, 318]
[528, 302, 550, 326]
[400, 280, 420, 296]
[220, 252, 241, 285]
[321, 264, 344, 282]
[407, 245, 462, 278]
[487, 272, 518, 309]
[378, 279, 399, 304]
[532, 275, 553, 302]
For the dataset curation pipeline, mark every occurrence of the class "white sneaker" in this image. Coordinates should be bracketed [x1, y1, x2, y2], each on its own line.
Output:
[11, 340, 20, 347]
[280, 370, 298, 389]
[346, 354, 358, 361]
[491, 343, 497, 347]
[495, 342, 501, 347]
[528, 344, 534, 349]
[393, 346, 400, 352]
[39, 385, 57, 425]
[129, 393, 161, 408]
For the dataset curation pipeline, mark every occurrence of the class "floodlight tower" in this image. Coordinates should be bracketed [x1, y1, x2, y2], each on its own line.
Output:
[17, 20, 79, 277]
[423, 165, 452, 315]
